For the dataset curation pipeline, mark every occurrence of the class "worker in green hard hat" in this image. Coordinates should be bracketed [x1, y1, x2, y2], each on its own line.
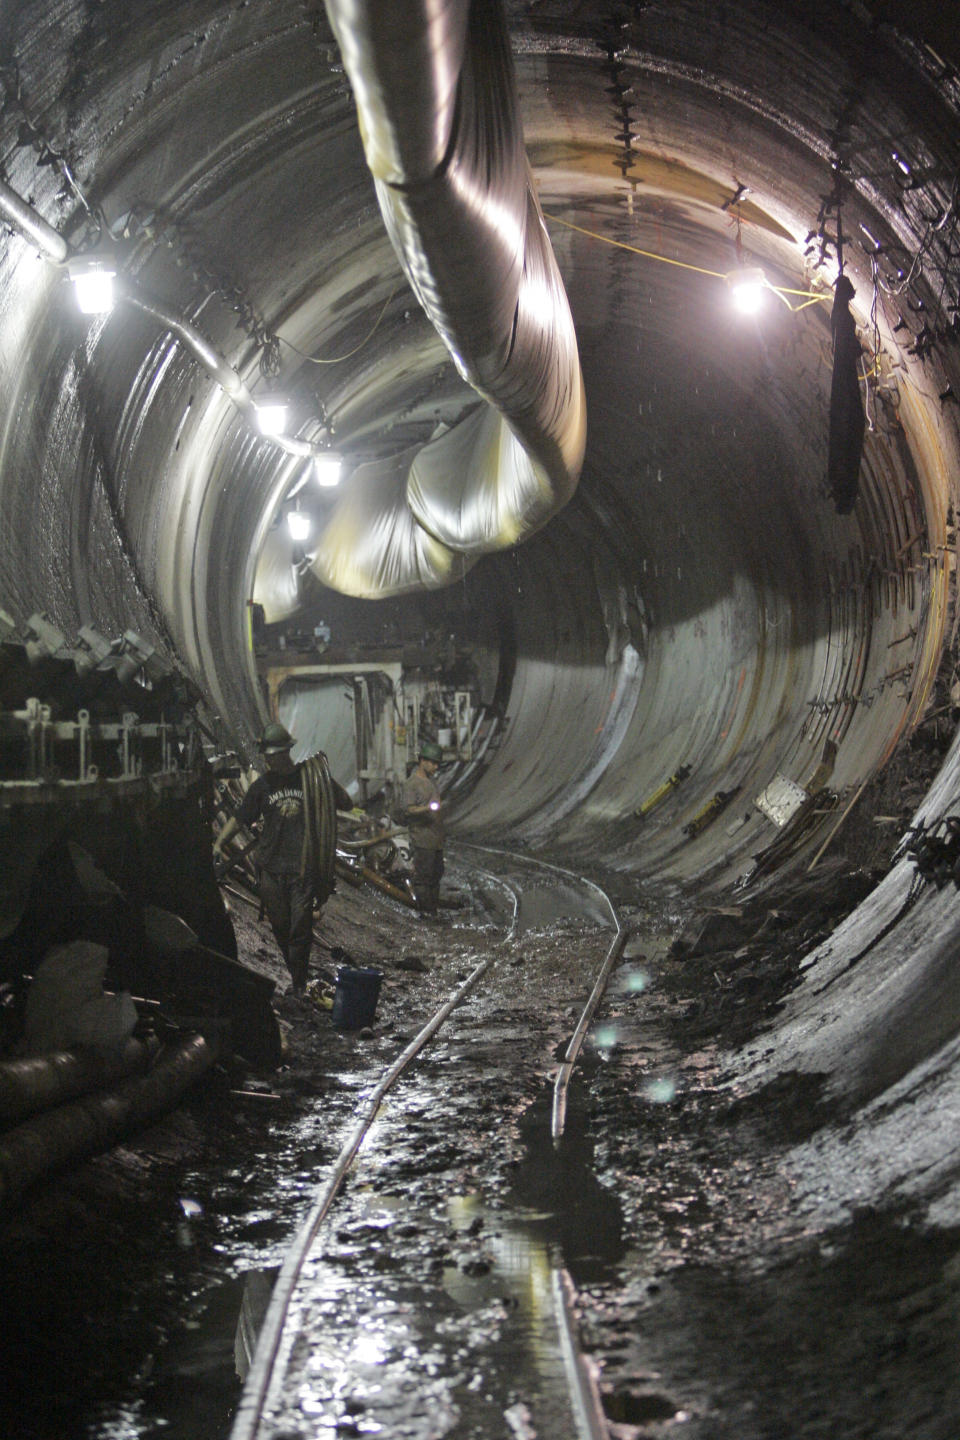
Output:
[213, 721, 351, 993]
[398, 738, 446, 917]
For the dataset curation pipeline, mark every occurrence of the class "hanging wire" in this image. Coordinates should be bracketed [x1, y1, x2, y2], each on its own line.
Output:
[864, 253, 882, 431]
[258, 336, 282, 380]
[544, 210, 727, 278]
[875, 175, 958, 300]
[930, 179, 960, 322]
[729, 198, 746, 266]
[768, 288, 830, 312]
[280, 286, 399, 365]
[0, 62, 97, 222]
[542, 211, 830, 309]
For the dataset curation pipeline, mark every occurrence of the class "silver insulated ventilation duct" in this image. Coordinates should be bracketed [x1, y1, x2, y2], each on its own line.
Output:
[310, 0, 587, 599]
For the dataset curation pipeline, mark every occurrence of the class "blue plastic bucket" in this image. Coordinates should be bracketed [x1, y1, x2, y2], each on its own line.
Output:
[331, 965, 383, 1030]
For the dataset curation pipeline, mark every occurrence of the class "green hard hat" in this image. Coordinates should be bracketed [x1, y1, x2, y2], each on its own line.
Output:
[261, 721, 294, 753]
[419, 739, 443, 762]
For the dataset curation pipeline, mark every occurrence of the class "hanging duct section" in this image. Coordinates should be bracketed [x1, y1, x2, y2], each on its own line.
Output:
[314, 0, 586, 599]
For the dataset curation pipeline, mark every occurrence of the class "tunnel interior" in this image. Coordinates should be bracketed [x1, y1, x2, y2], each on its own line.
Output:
[3, 0, 960, 1430]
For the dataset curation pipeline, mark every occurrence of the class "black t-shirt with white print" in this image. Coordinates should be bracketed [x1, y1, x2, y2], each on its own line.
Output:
[235, 768, 305, 875]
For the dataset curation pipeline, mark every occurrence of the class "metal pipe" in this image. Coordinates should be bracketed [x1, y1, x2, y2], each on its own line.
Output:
[120, 281, 325, 459]
[356, 861, 417, 907]
[0, 172, 327, 461]
[0, 1038, 158, 1125]
[0, 1034, 215, 1210]
[121, 283, 251, 400]
[0, 177, 69, 264]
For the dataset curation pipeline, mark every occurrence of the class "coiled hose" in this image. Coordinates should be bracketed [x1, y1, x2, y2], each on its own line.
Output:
[300, 752, 337, 905]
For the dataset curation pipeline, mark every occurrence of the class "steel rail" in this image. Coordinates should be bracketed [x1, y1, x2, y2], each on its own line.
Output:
[456, 841, 618, 1439]
[230, 956, 496, 1440]
[227, 852, 615, 1440]
[454, 840, 626, 1140]
[551, 925, 629, 1141]
[229, 870, 520, 1440]
[552, 1265, 615, 1440]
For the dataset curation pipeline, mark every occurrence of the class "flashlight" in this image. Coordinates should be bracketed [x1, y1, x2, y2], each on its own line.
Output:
[429, 800, 440, 811]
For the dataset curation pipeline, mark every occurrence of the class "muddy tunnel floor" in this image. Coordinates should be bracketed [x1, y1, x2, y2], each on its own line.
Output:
[0, 837, 958, 1439]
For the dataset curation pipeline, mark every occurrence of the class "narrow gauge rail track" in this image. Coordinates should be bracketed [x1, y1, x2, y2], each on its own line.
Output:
[229, 848, 625, 1440]
[456, 842, 630, 1141]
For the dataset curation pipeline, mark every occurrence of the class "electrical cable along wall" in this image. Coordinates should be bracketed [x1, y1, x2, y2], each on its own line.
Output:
[2, 1, 960, 1335]
[0, 0, 955, 864]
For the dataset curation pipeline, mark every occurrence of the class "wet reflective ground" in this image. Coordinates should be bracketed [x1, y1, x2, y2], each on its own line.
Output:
[263, 1024, 620, 1435]
[256, 852, 625, 1437]
[0, 857, 620, 1439]
[3, 853, 959, 1439]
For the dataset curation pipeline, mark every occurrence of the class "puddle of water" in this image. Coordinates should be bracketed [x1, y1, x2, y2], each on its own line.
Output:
[442, 1193, 577, 1430]
[515, 881, 612, 934]
[509, 1082, 625, 1287]
[257, 1076, 625, 1438]
[261, 1193, 592, 1439]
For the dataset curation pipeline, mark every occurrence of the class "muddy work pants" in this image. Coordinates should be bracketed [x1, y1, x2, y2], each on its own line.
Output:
[412, 847, 444, 916]
[258, 870, 315, 990]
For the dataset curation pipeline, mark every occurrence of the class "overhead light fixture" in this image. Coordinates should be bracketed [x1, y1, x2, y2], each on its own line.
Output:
[254, 393, 290, 436]
[313, 453, 342, 488]
[67, 256, 117, 314]
[726, 266, 767, 315]
[286, 508, 311, 542]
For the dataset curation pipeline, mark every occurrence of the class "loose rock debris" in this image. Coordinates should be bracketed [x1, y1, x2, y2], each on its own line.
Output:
[0, 831, 958, 1439]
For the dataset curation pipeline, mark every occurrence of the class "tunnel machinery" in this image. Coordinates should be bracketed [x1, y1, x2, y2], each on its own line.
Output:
[1, 1, 960, 1435]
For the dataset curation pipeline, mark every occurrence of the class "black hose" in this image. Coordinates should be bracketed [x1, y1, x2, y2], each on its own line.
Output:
[300, 752, 337, 905]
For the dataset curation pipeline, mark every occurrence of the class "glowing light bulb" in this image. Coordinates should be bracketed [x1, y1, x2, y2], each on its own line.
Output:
[726, 266, 767, 315]
[313, 453, 342, 487]
[254, 394, 290, 436]
[68, 259, 116, 314]
[286, 509, 311, 542]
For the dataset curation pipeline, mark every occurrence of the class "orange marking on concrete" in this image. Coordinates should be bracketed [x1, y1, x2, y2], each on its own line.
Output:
[595, 689, 618, 733]
[719, 666, 747, 739]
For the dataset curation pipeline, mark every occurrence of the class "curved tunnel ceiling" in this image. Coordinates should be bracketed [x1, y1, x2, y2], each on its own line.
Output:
[2, 1, 953, 841]
[3, 2, 960, 1223]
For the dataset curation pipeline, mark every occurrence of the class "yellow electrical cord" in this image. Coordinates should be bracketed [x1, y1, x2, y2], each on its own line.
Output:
[543, 210, 727, 278]
[542, 210, 831, 311]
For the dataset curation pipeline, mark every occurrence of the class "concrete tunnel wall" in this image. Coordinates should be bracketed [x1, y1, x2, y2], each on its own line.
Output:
[1, 1, 960, 1224]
